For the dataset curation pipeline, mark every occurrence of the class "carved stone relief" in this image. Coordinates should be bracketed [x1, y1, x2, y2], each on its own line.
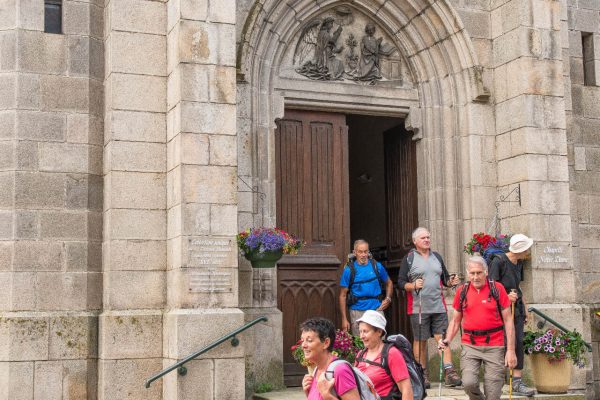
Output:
[289, 6, 413, 87]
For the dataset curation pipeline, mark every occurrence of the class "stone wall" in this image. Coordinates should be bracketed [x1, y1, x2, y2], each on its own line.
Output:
[564, 0, 600, 397]
[0, 0, 103, 398]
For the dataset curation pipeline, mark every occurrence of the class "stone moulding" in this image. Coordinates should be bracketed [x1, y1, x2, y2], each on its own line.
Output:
[237, 0, 494, 306]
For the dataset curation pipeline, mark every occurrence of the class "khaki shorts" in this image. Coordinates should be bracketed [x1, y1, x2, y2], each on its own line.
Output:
[409, 312, 448, 340]
[349, 309, 385, 336]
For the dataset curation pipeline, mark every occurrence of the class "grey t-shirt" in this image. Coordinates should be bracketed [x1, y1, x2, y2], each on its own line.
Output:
[409, 252, 446, 314]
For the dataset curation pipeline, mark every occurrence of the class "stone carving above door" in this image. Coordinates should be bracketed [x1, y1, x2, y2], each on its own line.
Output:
[289, 6, 413, 87]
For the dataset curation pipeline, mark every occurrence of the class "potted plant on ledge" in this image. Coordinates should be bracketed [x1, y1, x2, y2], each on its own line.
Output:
[524, 328, 587, 393]
[237, 227, 304, 268]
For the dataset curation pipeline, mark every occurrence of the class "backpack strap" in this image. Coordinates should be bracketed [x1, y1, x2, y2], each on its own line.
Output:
[380, 343, 393, 379]
[458, 282, 470, 312]
[348, 262, 356, 289]
[370, 259, 386, 301]
[327, 359, 364, 399]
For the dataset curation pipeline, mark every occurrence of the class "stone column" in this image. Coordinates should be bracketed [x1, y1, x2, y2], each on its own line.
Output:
[164, 0, 245, 399]
[100, 0, 167, 398]
[0, 0, 103, 398]
[492, 0, 588, 390]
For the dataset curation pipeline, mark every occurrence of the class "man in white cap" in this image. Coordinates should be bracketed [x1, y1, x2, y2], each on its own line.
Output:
[488, 233, 535, 397]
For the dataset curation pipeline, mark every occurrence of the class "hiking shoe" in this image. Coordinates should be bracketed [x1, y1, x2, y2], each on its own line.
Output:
[513, 380, 535, 397]
[444, 366, 462, 387]
[423, 372, 431, 389]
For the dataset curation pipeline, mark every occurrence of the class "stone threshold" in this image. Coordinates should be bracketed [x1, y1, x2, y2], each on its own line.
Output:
[253, 386, 585, 400]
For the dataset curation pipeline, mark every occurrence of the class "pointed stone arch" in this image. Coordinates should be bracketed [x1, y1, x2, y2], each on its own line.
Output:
[237, 0, 494, 275]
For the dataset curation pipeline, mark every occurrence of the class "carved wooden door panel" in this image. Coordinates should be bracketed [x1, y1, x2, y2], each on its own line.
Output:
[383, 126, 418, 340]
[275, 110, 350, 386]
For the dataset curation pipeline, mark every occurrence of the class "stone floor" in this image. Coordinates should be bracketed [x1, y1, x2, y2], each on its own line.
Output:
[253, 385, 585, 400]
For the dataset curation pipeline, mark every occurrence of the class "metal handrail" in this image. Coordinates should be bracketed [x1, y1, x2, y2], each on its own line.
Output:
[528, 307, 592, 352]
[144, 316, 268, 388]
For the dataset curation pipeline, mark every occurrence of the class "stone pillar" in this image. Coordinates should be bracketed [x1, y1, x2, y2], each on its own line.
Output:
[164, 0, 245, 399]
[100, 0, 167, 398]
[0, 0, 103, 398]
[492, 0, 588, 390]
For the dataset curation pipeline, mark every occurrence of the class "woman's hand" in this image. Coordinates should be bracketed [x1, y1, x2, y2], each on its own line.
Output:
[302, 374, 313, 396]
[316, 372, 335, 398]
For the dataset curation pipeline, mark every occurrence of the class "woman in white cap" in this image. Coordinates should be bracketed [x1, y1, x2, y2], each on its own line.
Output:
[488, 233, 535, 397]
[354, 310, 413, 400]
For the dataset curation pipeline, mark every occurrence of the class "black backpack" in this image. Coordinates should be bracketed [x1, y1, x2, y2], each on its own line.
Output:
[346, 258, 386, 306]
[355, 334, 427, 400]
[458, 280, 505, 345]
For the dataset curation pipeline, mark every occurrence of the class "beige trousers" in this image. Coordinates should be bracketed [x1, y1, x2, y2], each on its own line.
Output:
[460, 344, 506, 400]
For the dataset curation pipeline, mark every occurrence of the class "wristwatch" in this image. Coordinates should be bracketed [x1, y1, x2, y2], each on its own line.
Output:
[385, 296, 391, 302]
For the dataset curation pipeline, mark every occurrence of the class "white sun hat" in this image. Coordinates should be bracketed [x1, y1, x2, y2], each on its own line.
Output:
[355, 310, 387, 336]
[509, 234, 534, 254]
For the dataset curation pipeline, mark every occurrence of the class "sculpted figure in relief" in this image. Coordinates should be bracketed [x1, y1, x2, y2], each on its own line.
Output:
[295, 17, 345, 80]
[348, 22, 397, 84]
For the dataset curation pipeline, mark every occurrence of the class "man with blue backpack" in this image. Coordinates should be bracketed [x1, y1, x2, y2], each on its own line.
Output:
[339, 239, 394, 336]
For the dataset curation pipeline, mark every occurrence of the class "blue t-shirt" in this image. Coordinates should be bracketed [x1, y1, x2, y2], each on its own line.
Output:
[340, 261, 389, 311]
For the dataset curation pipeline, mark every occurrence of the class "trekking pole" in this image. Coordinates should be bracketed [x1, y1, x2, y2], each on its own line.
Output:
[439, 330, 446, 398]
[509, 289, 516, 400]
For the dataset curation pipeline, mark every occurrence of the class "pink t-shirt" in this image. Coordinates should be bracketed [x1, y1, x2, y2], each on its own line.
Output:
[307, 358, 357, 400]
[355, 346, 409, 396]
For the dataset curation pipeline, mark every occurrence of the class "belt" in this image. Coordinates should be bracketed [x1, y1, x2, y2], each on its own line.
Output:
[464, 325, 504, 345]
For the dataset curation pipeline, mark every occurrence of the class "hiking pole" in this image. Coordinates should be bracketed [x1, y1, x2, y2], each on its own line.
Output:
[509, 289, 516, 400]
[439, 330, 446, 398]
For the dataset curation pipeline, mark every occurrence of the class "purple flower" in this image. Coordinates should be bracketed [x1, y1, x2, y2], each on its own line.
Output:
[534, 344, 541, 351]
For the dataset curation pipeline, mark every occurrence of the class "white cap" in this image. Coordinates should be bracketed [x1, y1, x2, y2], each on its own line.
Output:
[509, 234, 534, 254]
[355, 310, 387, 336]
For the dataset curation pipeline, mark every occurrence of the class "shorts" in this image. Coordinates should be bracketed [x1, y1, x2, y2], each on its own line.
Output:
[410, 312, 448, 340]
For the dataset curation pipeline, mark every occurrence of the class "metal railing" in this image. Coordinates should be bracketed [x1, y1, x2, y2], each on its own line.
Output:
[144, 316, 268, 388]
[528, 307, 592, 352]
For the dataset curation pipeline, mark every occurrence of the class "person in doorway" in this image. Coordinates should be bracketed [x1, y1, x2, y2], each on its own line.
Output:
[339, 239, 394, 336]
[354, 310, 413, 400]
[300, 318, 360, 400]
[397, 227, 461, 388]
[439, 256, 517, 400]
[488, 233, 535, 397]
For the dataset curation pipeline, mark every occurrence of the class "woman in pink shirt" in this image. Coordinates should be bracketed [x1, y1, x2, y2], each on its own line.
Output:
[355, 311, 413, 400]
[301, 318, 360, 400]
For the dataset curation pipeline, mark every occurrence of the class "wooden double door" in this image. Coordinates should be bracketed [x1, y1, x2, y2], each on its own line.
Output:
[274, 110, 418, 386]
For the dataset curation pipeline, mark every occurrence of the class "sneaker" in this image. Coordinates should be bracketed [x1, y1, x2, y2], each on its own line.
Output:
[512, 380, 535, 397]
[444, 366, 462, 387]
[423, 371, 431, 389]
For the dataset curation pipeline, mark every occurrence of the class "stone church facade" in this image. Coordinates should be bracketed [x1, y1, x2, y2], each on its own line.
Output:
[0, 0, 598, 399]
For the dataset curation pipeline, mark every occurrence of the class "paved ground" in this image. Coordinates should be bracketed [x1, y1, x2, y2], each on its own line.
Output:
[253, 385, 585, 400]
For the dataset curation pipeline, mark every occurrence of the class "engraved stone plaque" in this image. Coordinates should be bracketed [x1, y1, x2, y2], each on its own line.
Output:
[187, 237, 236, 293]
[533, 243, 571, 269]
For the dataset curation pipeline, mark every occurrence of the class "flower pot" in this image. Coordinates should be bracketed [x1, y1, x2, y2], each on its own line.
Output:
[244, 250, 283, 268]
[530, 353, 571, 393]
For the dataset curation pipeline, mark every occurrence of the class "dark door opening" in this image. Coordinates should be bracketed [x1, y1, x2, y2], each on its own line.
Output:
[347, 114, 418, 339]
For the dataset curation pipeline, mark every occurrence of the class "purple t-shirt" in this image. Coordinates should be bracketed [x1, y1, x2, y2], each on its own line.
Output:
[307, 358, 357, 400]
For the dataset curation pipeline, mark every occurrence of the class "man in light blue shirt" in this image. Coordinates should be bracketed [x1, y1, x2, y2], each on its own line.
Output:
[339, 239, 393, 335]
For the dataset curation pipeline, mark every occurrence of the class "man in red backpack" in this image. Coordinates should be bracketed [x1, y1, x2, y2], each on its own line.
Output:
[439, 255, 517, 400]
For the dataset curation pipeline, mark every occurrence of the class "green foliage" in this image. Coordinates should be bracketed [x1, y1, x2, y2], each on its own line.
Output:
[524, 328, 587, 368]
[255, 383, 273, 393]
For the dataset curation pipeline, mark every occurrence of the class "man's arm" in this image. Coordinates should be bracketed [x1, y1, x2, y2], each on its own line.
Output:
[501, 306, 517, 368]
[439, 309, 462, 348]
[398, 255, 420, 292]
[488, 257, 502, 281]
[339, 287, 350, 332]
[437, 253, 452, 287]
[377, 278, 394, 311]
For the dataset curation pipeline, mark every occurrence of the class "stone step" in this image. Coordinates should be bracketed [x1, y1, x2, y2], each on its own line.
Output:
[253, 386, 585, 400]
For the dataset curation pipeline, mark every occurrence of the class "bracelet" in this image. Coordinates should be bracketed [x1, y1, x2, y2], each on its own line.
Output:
[385, 296, 391, 302]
